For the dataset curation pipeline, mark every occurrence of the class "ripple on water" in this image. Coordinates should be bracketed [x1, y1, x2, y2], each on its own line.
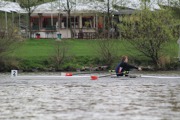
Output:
[0, 73, 180, 120]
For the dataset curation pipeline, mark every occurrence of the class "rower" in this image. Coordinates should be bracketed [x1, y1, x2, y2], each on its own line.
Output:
[115, 56, 142, 77]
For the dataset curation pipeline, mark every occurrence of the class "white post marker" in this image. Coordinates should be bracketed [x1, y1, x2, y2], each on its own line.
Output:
[11, 70, 18, 78]
[178, 37, 180, 61]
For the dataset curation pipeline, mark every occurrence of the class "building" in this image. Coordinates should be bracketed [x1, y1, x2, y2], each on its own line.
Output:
[30, 0, 113, 39]
[29, 0, 166, 39]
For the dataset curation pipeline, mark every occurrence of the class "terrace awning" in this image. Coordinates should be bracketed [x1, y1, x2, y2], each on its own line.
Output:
[31, 0, 168, 15]
[0, 0, 26, 33]
[31, 0, 118, 15]
[0, 0, 25, 13]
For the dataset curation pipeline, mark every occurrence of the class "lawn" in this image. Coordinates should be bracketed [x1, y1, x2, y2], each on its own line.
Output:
[11, 39, 55, 61]
[10, 38, 179, 63]
[10, 39, 137, 59]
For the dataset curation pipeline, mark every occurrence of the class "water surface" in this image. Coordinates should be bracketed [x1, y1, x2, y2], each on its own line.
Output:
[0, 72, 180, 120]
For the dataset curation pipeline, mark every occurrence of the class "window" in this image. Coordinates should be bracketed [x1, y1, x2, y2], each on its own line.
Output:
[61, 16, 79, 28]
[82, 16, 93, 28]
[43, 17, 57, 30]
[31, 18, 39, 30]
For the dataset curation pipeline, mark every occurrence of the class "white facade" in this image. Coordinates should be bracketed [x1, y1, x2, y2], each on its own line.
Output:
[30, 13, 99, 39]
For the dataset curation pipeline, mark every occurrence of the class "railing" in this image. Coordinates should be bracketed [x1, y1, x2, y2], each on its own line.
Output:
[31, 25, 56, 31]
[78, 32, 97, 39]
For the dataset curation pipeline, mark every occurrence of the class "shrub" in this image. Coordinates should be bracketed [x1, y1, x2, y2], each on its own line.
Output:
[158, 56, 179, 70]
[0, 57, 20, 72]
[0, 21, 24, 71]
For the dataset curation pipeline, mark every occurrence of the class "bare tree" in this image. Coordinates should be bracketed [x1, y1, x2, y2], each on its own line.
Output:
[95, 0, 127, 67]
[140, 0, 151, 9]
[96, 38, 118, 67]
[94, 0, 114, 38]
[0, 33, 17, 57]
[17, 0, 56, 38]
[94, 0, 130, 38]
[0, 1, 24, 57]
[0, 20, 23, 58]
[51, 40, 69, 70]
[61, 0, 76, 38]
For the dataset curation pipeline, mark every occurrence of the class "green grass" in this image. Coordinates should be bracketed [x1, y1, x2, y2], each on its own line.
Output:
[10, 38, 179, 62]
[11, 39, 55, 61]
[11, 39, 98, 60]
[66, 39, 98, 56]
[6, 38, 179, 71]
[10, 39, 136, 60]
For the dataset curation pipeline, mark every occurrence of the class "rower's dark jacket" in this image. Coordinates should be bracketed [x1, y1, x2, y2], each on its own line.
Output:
[115, 62, 138, 76]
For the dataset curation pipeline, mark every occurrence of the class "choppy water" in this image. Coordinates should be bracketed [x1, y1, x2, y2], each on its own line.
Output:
[0, 72, 180, 120]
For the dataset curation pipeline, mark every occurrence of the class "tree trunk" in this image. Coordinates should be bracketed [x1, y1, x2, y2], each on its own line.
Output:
[28, 0, 32, 38]
[28, 11, 32, 38]
[68, 10, 73, 38]
[107, 0, 110, 39]
[66, 0, 72, 38]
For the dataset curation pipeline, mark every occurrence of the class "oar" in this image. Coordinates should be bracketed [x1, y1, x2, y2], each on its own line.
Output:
[90, 71, 141, 80]
[90, 73, 122, 80]
[72, 71, 105, 75]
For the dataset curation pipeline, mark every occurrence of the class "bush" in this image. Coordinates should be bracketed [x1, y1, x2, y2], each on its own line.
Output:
[19, 59, 47, 72]
[157, 56, 179, 70]
[0, 57, 20, 72]
[95, 39, 118, 66]
[0, 21, 24, 72]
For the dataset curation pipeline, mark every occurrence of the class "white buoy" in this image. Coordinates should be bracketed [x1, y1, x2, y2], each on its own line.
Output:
[11, 70, 18, 77]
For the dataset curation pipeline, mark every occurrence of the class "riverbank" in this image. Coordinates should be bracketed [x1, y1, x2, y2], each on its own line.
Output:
[1, 38, 179, 72]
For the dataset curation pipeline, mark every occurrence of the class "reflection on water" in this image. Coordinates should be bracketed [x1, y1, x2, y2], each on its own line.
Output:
[0, 73, 180, 120]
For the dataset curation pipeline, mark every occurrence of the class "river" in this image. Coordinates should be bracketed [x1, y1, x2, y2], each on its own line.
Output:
[0, 72, 180, 120]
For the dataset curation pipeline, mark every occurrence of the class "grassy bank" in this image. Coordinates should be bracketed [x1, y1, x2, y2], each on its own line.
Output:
[7, 38, 179, 71]
[11, 39, 143, 59]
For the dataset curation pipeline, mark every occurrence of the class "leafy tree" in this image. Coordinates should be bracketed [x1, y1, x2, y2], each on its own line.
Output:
[119, 9, 175, 67]
[158, 0, 180, 37]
